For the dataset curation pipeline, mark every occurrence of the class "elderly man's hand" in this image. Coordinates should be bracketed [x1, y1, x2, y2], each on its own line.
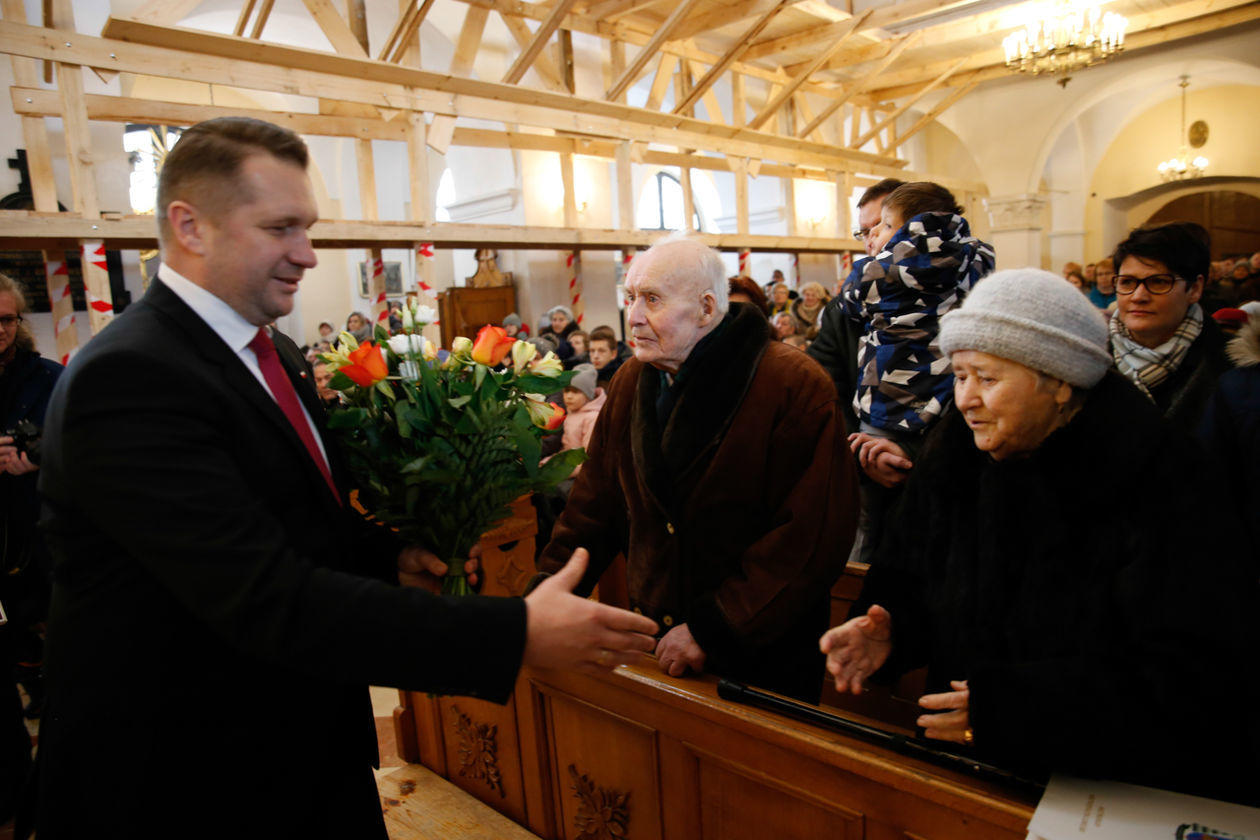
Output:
[819, 604, 893, 694]
[0, 437, 37, 476]
[917, 680, 971, 745]
[654, 623, 706, 677]
[523, 548, 658, 673]
[397, 543, 480, 593]
[848, 433, 912, 488]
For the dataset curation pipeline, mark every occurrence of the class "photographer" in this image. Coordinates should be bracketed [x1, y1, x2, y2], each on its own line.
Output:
[0, 273, 62, 823]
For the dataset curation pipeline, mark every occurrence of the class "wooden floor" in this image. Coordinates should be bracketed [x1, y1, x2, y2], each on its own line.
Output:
[380, 764, 541, 840]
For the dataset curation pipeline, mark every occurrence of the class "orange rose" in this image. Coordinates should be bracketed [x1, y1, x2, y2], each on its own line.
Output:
[543, 402, 566, 431]
[471, 324, 515, 366]
[341, 341, 389, 386]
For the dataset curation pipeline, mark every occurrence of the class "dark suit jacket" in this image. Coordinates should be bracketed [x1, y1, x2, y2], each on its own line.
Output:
[34, 279, 526, 838]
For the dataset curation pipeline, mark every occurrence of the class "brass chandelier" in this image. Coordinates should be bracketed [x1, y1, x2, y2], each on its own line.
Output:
[1003, 0, 1127, 78]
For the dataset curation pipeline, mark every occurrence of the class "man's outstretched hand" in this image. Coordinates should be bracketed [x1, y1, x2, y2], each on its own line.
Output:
[524, 548, 658, 673]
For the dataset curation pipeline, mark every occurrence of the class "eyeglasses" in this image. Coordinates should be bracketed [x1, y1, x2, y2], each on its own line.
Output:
[852, 228, 869, 241]
[0, 315, 23, 329]
[1114, 274, 1184, 295]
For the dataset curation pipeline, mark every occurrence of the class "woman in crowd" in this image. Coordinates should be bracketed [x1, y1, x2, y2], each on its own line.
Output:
[1088, 257, 1116, 311]
[539, 305, 579, 359]
[821, 268, 1256, 803]
[1108, 222, 1232, 432]
[790, 282, 829, 340]
[768, 283, 792, 318]
[345, 310, 371, 343]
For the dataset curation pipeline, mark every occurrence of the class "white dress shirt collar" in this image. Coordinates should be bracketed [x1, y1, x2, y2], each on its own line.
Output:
[157, 263, 263, 353]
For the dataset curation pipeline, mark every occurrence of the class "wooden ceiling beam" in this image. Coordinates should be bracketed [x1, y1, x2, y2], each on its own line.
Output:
[11, 86, 409, 139]
[743, 0, 979, 61]
[247, 0, 276, 39]
[28, 18, 898, 169]
[643, 53, 678, 111]
[300, 0, 368, 58]
[887, 73, 978, 152]
[852, 57, 963, 149]
[672, 0, 792, 116]
[747, 8, 870, 131]
[796, 31, 917, 137]
[499, 11, 567, 91]
[604, 0, 702, 101]
[0, 211, 869, 252]
[502, 0, 580, 84]
[125, 0, 204, 26]
[584, 0, 661, 21]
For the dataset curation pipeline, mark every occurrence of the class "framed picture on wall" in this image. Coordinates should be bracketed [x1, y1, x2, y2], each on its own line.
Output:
[358, 260, 404, 297]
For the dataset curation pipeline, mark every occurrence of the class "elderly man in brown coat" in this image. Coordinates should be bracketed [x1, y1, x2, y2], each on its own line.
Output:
[536, 234, 858, 702]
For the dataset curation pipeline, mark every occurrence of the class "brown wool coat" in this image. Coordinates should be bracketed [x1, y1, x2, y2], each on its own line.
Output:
[538, 304, 858, 701]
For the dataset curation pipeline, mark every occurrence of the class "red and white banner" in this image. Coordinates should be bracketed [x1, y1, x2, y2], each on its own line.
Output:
[45, 257, 78, 365]
[79, 240, 114, 335]
[567, 251, 583, 326]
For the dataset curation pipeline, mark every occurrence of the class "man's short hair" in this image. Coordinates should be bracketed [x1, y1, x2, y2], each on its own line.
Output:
[589, 335, 616, 352]
[858, 178, 906, 208]
[648, 233, 729, 315]
[1113, 222, 1210, 284]
[589, 325, 616, 343]
[157, 117, 309, 244]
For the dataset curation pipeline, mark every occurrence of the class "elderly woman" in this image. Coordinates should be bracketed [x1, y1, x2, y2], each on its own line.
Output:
[791, 282, 829, 339]
[820, 268, 1256, 803]
[539, 304, 579, 359]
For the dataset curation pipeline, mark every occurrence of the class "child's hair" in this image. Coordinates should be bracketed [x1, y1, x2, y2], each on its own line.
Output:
[883, 181, 963, 224]
[569, 329, 588, 343]
[589, 334, 616, 352]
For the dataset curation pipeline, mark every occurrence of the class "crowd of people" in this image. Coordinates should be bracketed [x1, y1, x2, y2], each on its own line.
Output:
[3, 116, 1257, 837]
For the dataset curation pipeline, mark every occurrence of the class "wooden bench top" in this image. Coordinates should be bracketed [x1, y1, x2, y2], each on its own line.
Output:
[379, 763, 542, 840]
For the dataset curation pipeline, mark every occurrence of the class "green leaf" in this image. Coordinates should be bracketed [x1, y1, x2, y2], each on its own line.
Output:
[447, 395, 472, 409]
[374, 322, 390, 342]
[537, 447, 586, 486]
[327, 407, 369, 429]
[329, 371, 358, 391]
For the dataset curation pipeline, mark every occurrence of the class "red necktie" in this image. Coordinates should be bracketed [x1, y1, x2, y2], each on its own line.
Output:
[248, 328, 341, 506]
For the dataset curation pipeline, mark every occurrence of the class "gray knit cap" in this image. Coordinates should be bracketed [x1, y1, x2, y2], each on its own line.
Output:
[939, 268, 1111, 388]
[502, 312, 522, 328]
[569, 363, 598, 400]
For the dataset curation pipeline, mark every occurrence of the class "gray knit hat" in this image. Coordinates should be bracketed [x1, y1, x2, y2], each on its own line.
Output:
[939, 268, 1111, 388]
[569, 363, 598, 400]
[502, 312, 522, 328]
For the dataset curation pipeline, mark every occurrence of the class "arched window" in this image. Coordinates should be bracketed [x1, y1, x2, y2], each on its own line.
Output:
[124, 125, 183, 215]
[635, 169, 721, 233]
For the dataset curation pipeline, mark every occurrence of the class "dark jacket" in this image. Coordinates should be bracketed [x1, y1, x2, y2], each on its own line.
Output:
[538, 304, 858, 702]
[856, 371, 1257, 803]
[1123, 313, 1232, 434]
[0, 348, 62, 576]
[1198, 318, 1260, 533]
[35, 280, 526, 838]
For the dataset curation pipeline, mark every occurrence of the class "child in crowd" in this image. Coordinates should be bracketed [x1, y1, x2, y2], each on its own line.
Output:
[842, 181, 996, 445]
[502, 312, 529, 339]
[565, 329, 589, 369]
[587, 332, 623, 384]
[539, 365, 605, 519]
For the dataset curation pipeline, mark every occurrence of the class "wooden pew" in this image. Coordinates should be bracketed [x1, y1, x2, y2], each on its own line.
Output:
[394, 660, 1036, 840]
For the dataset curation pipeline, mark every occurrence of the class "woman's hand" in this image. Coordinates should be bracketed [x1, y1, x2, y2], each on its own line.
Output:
[917, 679, 971, 745]
[847, 433, 913, 488]
[819, 604, 893, 694]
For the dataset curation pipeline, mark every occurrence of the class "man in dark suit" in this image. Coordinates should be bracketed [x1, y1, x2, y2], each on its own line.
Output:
[32, 117, 655, 838]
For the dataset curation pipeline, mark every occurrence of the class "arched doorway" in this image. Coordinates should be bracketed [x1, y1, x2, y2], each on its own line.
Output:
[1145, 190, 1260, 259]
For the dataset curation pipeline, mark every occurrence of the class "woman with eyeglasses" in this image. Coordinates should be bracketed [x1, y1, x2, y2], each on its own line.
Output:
[1109, 221, 1233, 432]
[820, 268, 1257, 804]
[0, 273, 65, 817]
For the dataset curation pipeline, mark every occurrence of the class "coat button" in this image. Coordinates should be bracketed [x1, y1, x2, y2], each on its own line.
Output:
[666, 522, 675, 534]
[662, 615, 673, 627]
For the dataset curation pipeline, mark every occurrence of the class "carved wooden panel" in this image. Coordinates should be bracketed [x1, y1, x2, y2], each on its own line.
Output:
[545, 690, 663, 840]
[438, 695, 529, 826]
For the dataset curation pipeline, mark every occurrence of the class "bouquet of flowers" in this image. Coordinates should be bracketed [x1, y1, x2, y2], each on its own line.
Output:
[320, 300, 585, 595]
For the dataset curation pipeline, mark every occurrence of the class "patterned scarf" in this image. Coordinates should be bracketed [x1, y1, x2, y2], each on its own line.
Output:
[1109, 303, 1202, 400]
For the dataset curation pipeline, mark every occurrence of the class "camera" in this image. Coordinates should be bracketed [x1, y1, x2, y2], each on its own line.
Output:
[3, 420, 42, 465]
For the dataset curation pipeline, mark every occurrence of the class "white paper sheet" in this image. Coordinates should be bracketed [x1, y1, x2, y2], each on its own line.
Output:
[1027, 775, 1260, 840]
